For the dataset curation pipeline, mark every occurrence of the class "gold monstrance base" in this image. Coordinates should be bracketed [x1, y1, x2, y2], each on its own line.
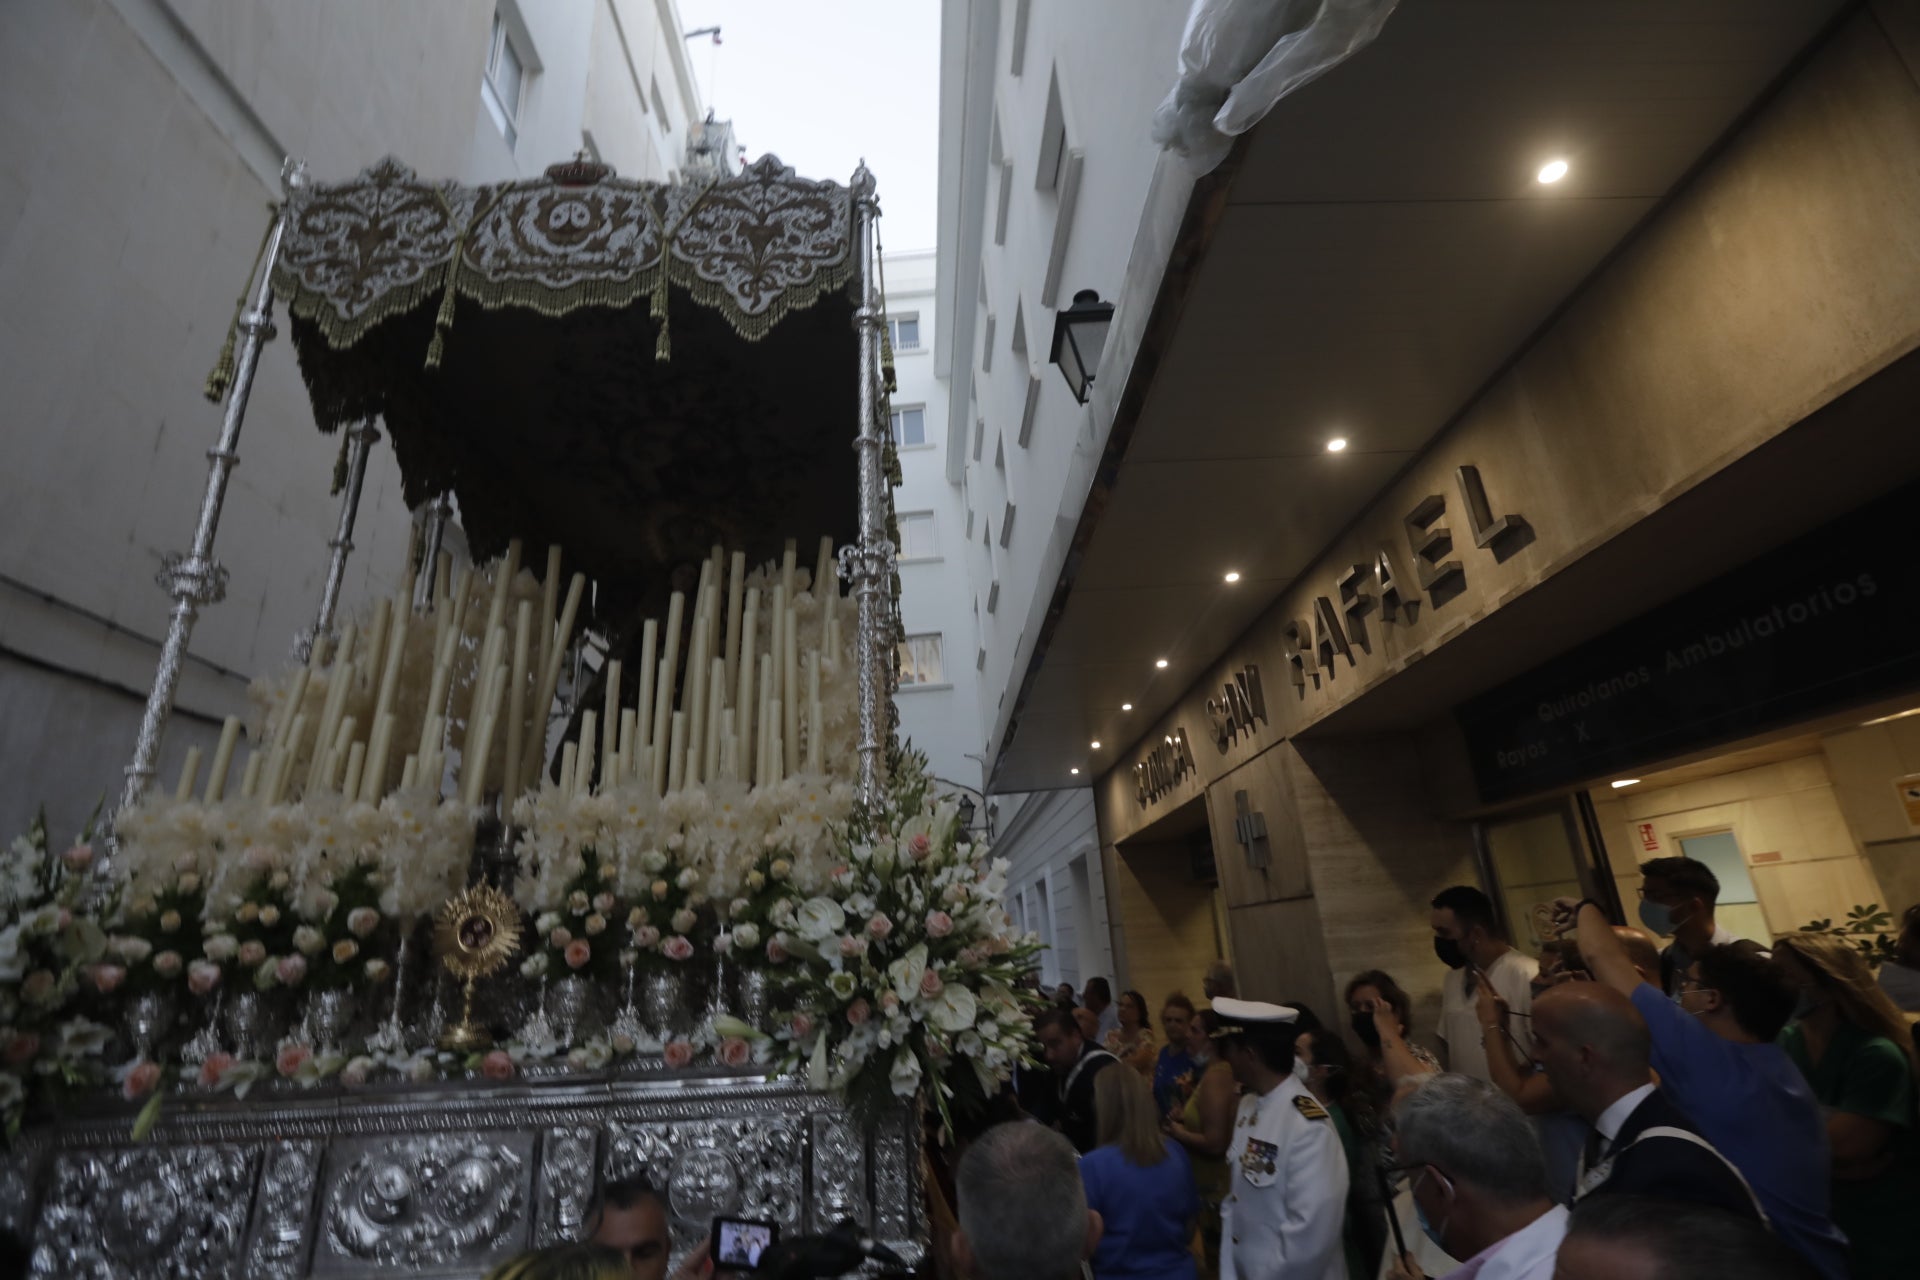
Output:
[433, 882, 521, 1056]
[440, 976, 493, 1053]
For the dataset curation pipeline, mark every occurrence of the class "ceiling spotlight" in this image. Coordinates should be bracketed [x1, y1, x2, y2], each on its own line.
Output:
[1069, 767, 1080, 775]
[1537, 158, 1569, 184]
[1121, 702, 1133, 712]
[1090, 740, 1101, 749]
[1610, 779, 1640, 789]
[1155, 658, 1169, 669]
[1326, 438, 1348, 453]
[1223, 571, 1241, 583]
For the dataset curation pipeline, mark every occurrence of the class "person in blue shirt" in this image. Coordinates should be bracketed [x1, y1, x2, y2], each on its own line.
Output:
[1557, 898, 1849, 1280]
[1152, 992, 1198, 1117]
[1080, 1063, 1199, 1280]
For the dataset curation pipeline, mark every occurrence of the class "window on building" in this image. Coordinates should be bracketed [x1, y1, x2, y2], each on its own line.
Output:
[1037, 71, 1069, 193]
[890, 405, 927, 448]
[482, 14, 528, 148]
[888, 314, 921, 351]
[898, 633, 945, 686]
[896, 512, 937, 560]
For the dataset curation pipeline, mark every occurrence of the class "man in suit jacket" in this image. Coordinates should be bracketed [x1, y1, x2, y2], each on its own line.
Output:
[1530, 983, 1764, 1221]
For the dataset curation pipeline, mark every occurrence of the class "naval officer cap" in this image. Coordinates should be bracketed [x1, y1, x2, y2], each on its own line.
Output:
[1209, 997, 1300, 1041]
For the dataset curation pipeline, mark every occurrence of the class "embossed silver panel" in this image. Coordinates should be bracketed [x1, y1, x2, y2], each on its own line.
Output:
[32, 1144, 259, 1278]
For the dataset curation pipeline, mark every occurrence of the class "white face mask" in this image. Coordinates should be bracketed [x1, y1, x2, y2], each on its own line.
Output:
[1292, 1055, 1312, 1084]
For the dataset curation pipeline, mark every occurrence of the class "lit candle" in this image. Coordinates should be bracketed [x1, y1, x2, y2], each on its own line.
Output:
[204, 715, 241, 803]
[174, 746, 202, 802]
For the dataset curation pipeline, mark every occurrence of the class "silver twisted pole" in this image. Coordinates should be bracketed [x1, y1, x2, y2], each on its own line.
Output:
[848, 162, 887, 808]
[119, 158, 308, 815]
[295, 417, 381, 661]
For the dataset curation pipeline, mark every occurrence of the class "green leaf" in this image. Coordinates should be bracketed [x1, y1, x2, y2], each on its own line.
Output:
[130, 1091, 164, 1143]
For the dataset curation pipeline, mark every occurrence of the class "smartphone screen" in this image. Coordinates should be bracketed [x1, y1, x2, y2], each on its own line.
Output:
[711, 1217, 780, 1271]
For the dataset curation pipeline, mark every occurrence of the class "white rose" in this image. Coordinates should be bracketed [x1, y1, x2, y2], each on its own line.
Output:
[536, 912, 561, 934]
[671, 908, 698, 934]
[732, 923, 761, 950]
[202, 934, 238, 962]
[640, 850, 669, 875]
[793, 897, 846, 943]
[730, 898, 751, 919]
[293, 926, 326, 957]
[676, 868, 698, 891]
[522, 953, 551, 978]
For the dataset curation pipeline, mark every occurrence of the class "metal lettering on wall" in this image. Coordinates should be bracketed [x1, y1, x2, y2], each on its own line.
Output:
[1205, 666, 1268, 751]
[1135, 730, 1198, 807]
[1289, 465, 1524, 694]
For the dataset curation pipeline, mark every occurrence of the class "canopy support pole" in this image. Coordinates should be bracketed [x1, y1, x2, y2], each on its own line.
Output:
[844, 163, 892, 809]
[119, 159, 307, 816]
[295, 417, 381, 662]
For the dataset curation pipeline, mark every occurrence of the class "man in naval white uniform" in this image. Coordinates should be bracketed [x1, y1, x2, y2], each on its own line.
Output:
[1213, 997, 1350, 1280]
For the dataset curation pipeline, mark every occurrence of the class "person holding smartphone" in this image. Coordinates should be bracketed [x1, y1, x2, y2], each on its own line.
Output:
[1430, 886, 1537, 1086]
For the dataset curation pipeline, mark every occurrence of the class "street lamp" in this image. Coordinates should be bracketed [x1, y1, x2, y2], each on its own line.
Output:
[1049, 289, 1113, 405]
[957, 794, 976, 832]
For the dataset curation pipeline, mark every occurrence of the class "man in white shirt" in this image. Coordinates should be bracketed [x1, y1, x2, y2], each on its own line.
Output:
[1431, 886, 1537, 1084]
[1083, 976, 1120, 1042]
[1386, 1074, 1567, 1280]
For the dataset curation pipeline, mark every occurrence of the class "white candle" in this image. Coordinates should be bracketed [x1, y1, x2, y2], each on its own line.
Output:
[342, 742, 367, 804]
[618, 709, 637, 784]
[768, 585, 787, 714]
[400, 754, 418, 791]
[783, 606, 800, 777]
[636, 619, 658, 750]
[462, 665, 507, 807]
[239, 751, 263, 800]
[435, 550, 453, 610]
[504, 601, 532, 802]
[807, 654, 822, 773]
[528, 572, 586, 789]
[483, 539, 522, 652]
[767, 705, 783, 785]
[757, 653, 774, 787]
[535, 544, 563, 695]
[781, 540, 797, 608]
[601, 659, 621, 790]
[329, 716, 359, 793]
[307, 623, 358, 793]
[576, 710, 598, 796]
[736, 587, 758, 775]
[558, 741, 578, 801]
[445, 567, 475, 661]
[724, 551, 745, 691]
[371, 590, 409, 752]
[667, 711, 686, 793]
[270, 668, 310, 758]
[363, 598, 392, 709]
[204, 715, 241, 803]
[174, 746, 202, 802]
[273, 713, 307, 803]
[362, 712, 395, 804]
[704, 656, 725, 782]
[685, 618, 710, 785]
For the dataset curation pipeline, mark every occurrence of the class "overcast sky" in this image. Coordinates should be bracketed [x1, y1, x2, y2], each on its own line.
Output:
[673, 0, 943, 250]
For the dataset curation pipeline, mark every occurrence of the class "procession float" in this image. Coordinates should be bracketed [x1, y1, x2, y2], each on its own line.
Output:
[0, 151, 1036, 1276]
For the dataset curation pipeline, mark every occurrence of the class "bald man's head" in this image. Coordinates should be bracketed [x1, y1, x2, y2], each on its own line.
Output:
[1612, 926, 1661, 984]
[1530, 983, 1651, 1122]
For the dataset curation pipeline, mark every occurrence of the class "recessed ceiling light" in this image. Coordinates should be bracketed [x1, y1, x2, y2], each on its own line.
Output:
[1537, 158, 1569, 184]
[1069, 767, 1079, 775]
[1121, 702, 1133, 712]
[1090, 740, 1101, 750]
[1223, 571, 1241, 583]
[1154, 658, 1168, 669]
[1610, 779, 1640, 789]
[1326, 437, 1348, 453]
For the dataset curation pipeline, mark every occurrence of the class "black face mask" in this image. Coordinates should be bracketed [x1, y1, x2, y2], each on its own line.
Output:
[1433, 936, 1468, 970]
[1350, 1012, 1382, 1051]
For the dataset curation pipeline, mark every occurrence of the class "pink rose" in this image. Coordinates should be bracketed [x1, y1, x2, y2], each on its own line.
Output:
[122, 1060, 162, 1100]
[790, 1013, 815, 1041]
[840, 934, 867, 958]
[187, 961, 222, 996]
[663, 1039, 695, 1069]
[867, 914, 893, 941]
[238, 940, 267, 967]
[919, 969, 944, 1000]
[275, 954, 308, 986]
[845, 999, 871, 1026]
[152, 951, 183, 979]
[720, 1037, 753, 1068]
[925, 910, 954, 939]
[549, 927, 573, 949]
[565, 939, 592, 970]
[340, 1057, 371, 1087]
[632, 925, 661, 949]
[765, 937, 790, 964]
[199, 1052, 235, 1087]
[92, 963, 128, 994]
[909, 834, 932, 860]
[3, 1033, 41, 1067]
[661, 935, 694, 962]
[276, 1043, 312, 1078]
[880, 991, 900, 1015]
[481, 1049, 515, 1080]
[60, 844, 95, 872]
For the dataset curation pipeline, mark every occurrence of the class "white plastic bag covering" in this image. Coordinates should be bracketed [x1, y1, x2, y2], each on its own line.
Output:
[1152, 0, 1400, 173]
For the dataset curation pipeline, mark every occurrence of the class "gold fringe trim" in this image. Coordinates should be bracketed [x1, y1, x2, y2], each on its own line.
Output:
[204, 206, 279, 403]
[424, 187, 502, 370]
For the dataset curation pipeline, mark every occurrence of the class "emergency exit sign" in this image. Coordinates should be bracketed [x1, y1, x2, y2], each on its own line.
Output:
[1638, 823, 1660, 852]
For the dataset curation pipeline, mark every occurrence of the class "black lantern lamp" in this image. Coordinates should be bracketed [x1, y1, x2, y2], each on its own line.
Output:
[1049, 289, 1113, 405]
[956, 794, 977, 832]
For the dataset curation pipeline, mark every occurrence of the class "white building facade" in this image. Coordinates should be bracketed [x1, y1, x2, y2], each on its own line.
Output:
[0, 0, 705, 838]
[927, 0, 1199, 997]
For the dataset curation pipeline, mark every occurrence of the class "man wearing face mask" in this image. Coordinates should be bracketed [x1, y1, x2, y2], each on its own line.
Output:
[1384, 1074, 1565, 1280]
[1636, 856, 1767, 996]
[1553, 898, 1848, 1280]
[1430, 886, 1537, 1086]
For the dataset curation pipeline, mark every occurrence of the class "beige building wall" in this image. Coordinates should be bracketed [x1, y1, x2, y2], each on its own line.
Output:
[1103, 837, 1223, 1031]
[1093, 9, 1920, 1037]
[1823, 714, 1920, 916]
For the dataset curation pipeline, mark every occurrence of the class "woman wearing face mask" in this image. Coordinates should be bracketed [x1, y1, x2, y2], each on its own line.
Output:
[1343, 972, 1448, 1279]
[1773, 932, 1920, 1280]
[1298, 1029, 1383, 1280]
[1165, 1009, 1235, 1275]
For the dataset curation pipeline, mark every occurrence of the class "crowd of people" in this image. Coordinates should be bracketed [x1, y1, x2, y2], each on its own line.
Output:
[474, 859, 1920, 1280]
